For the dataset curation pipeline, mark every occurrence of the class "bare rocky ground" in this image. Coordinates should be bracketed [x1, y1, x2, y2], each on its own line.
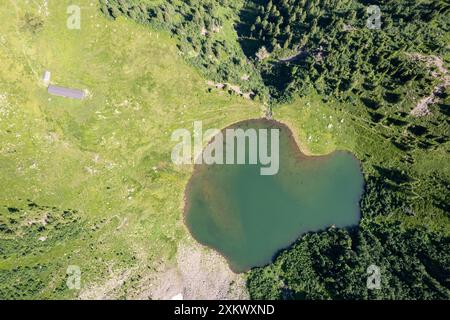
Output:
[138, 239, 249, 300]
[79, 237, 249, 300]
[409, 53, 450, 117]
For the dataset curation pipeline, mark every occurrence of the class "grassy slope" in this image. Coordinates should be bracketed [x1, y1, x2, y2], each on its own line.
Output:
[0, 0, 260, 299]
[0, 0, 448, 299]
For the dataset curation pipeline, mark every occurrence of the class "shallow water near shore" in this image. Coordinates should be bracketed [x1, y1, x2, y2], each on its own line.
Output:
[184, 119, 364, 273]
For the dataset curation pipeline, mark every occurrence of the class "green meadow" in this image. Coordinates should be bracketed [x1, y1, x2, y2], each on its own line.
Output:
[0, 0, 260, 299]
[0, 0, 448, 300]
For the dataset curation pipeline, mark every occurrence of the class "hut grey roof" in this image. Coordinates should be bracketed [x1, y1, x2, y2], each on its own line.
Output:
[48, 85, 85, 99]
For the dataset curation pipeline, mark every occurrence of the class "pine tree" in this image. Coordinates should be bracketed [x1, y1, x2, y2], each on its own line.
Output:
[270, 38, 278, 50]
[274, 24, 281, 37]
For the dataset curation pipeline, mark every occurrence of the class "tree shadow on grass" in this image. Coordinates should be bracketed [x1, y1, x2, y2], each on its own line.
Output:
[235, 0, 266, 59]
[373, 165, 413, 185]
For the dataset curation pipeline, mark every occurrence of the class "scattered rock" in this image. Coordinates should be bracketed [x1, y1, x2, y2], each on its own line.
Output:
[241, 74, 250, 81]
[206, 81, 254, 100]
[256, 46, 270, 61]
[408, 53, 450, 117]
[131, 241, 249, 300]
[242, 92, 255, 100]
[411, 95, 434, 117]
[343, 24, 356, 32]
[171, 293, 183, 300]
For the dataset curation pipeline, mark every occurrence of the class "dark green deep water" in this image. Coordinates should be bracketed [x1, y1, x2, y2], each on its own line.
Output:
[184, 119, 364, 272]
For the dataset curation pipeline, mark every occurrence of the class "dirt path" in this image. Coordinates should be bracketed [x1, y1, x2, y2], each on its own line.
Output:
[279, 48, 307, 63]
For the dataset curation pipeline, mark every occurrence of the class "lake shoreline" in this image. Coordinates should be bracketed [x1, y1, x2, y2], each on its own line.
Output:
[181, 117, 364, 274]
